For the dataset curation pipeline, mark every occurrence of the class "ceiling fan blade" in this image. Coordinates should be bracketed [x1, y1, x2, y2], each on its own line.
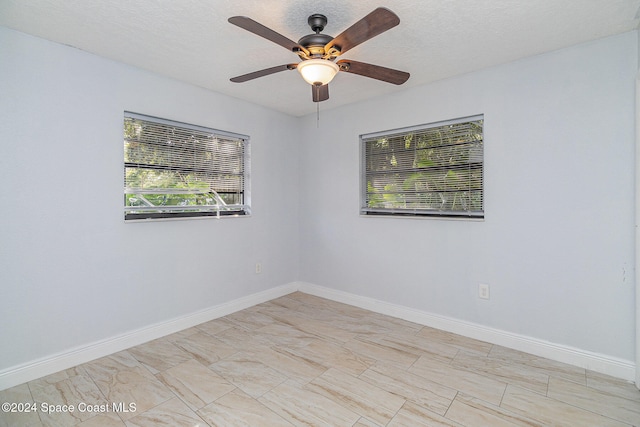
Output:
[312, 84, 329, 102]
[230, 64, 297, 83]
[325, 8, 400, 55]
[228, 16, 309, 56]
[337, 60, 409, 85]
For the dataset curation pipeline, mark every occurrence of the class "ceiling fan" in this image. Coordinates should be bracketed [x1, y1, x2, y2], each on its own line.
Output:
[228, 7, 410, 103]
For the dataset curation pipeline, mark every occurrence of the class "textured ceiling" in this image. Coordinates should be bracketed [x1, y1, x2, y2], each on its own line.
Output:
[1, 0, 639, 116]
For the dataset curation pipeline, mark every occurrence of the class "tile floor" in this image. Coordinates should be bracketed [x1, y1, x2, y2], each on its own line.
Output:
[1, 292, 639, 426]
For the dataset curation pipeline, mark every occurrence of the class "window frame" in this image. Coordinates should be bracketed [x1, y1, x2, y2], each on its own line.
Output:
[360, 115, 484, 219]
[123, 112, 250, 221]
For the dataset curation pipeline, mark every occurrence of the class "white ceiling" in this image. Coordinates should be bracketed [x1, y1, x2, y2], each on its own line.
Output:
[1, 0, 639, 116]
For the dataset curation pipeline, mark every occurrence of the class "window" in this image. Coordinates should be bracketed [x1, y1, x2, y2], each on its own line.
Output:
[361, 115, 483, 218]
[124, 112, 250, 220]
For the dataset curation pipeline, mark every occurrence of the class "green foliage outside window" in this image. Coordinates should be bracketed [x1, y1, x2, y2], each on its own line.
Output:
[363, 117, 483, 217]
[124, 114, 247, 220]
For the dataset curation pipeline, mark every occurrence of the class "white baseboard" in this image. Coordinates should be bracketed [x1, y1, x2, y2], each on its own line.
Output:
[1, 281, 634, 391]
[0, 283, 298, 391]
[296, 282, 636, 382]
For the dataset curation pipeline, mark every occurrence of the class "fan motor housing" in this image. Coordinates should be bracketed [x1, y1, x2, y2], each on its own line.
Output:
[298, 33, 333, 49]
[298, 13, 335, 57]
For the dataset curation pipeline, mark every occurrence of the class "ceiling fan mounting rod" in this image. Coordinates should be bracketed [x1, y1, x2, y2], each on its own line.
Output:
[307, 14, 327, 33]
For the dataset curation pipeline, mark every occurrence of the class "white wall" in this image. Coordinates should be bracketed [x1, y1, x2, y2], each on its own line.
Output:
[0, 27, 300, 373]
[298, 31, 637, 362]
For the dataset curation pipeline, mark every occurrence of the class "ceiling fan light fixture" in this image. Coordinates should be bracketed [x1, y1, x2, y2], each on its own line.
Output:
[297, 59, 339, 86]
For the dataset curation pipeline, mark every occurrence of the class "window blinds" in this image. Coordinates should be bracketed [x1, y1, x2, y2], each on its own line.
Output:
[361, 116, 483, 218]
[124, 112, 249, 220]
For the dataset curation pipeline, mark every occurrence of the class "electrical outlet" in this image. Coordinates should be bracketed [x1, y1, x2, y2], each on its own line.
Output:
[478, 283, 490, 300]
[255, 263, 262, 274]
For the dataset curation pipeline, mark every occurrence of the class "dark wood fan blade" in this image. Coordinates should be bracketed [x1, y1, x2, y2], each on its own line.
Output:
[228, 16, 309, 56]
[230, 64, 297, 83]
[325, 8, 399, 55]
[337, 60, 409, 85]
[312, 84, 329, 102]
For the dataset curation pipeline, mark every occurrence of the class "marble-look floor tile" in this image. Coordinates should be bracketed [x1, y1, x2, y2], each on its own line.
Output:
[451, 351, 549, 395]
[259, 380, 361, 426]
[124, 397, 207, 427]
[488, 345, 587, 385]
[409, 355, 507, 406]
[0, 383, 43, 427]
[359, 329, 460, 364]
[194, 317, 235, 337]
[353, 417, 382, 427]
[27, 366, 88, 391]
[306, 367, 405, 426]
[586, 370, 640, 401]
[322, 316, 397, 336]
[322, 300, 374, 319]
[259, 295, 304, 312]
[255, 323, 321, 349]
[30, 374, 107, 426]
[344, 336, 420, 369]
[83, 352, 174, 421]
[257, 345, 328, 384]
[224, 307, 279, 331]
[214, 326, 273, 352]
[364, 311, 423, 334]
[253, 305, 298, 324]
[284, 292, 345, 311]
[171, 331, 237, 366]
[388, 401, 464, 427]
[1, 383, 33, 403]
[287, 303, 352, 322]
[289, 317, 359, 344]
[5, 293, 639, 427]
[547, 376, 640, 425]
[359, 362, 457, 416]
[83, 351, 140, 372]
[128, 339, 192, 374]
[284, 299, 368, 325]
[76, 411, 126, 427]
[198, 389, 294, 427]
[445, 393, 541, 427]
[209, 350, 288, 398]
[156, 359, 235, 410]
[287, 338, 376, 376]
[501, 384, 630, 427]
[417, 326, 493, 356]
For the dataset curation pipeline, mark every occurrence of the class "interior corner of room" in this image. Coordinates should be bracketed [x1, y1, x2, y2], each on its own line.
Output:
[0, 1, 639, 393]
